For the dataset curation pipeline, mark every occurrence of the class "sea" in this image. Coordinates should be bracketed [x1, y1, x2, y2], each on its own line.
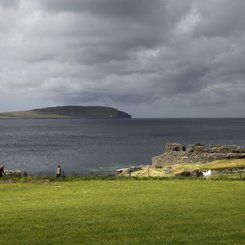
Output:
[0, 118, 245, 175]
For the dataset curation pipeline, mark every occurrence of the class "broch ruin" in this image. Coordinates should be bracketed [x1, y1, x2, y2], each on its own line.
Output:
[152, 143, 245, 167]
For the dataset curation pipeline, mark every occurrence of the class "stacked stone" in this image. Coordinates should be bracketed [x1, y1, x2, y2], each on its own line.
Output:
[152, 143, 245, 167]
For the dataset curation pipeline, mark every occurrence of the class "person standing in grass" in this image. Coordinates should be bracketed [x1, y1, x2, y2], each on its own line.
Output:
[0, 165, 5, 177]
[56, 165, 62, 179]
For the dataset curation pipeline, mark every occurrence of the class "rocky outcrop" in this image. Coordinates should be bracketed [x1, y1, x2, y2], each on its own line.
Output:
[152, 143, 245, 167]
[116, 166, 142, 175]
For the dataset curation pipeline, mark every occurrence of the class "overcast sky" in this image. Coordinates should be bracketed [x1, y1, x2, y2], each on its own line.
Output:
[0, 0, 244, 117]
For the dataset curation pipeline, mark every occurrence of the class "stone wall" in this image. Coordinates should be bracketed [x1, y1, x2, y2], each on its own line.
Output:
[152, 143, 245, 167]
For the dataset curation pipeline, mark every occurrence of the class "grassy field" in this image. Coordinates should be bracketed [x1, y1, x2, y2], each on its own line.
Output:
[0, 179, 244, 245]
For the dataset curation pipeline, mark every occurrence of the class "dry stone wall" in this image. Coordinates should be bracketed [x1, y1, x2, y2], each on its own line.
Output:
[152, 143, 245, 167]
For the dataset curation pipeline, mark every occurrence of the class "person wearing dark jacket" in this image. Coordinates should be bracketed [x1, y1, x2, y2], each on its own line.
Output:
[0, 165, 5, 177]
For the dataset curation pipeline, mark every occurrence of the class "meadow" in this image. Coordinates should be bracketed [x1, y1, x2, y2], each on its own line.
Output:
[0, 179, 244, 245]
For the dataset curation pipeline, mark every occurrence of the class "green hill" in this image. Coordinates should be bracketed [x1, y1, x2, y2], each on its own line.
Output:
[0, 106, 132, 119]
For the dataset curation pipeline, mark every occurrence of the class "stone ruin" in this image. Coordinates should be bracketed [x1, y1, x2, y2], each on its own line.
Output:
[152, 143, 245, 167]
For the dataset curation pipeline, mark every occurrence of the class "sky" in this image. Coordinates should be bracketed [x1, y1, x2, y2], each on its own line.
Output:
[0, 0, 244, 118]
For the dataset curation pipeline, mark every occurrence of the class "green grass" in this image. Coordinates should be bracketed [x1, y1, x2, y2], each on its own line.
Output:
[0, 110, 71, 119]
[0, 180, 244, 244]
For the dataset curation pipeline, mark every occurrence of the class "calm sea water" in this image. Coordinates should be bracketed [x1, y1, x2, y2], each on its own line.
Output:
[0, 118, 245, 174]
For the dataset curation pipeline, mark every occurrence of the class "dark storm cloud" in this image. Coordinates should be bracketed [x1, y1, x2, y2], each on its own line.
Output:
[0, 0, 244, 117]
[37, 0, 171, 55]
[39, 0, 162, 19]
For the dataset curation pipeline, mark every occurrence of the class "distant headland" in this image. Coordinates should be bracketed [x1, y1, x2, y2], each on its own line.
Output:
[0, 106, 132, 119]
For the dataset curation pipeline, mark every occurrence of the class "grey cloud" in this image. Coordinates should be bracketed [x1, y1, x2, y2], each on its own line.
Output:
[0, 0, 244, 117]
[36, 0, 191, 54]
[54, 91, 154, 106]
[0, 0, 19, 8]
[161, 63, 210, 95]
[194, 0, 245, 37]
[189, 89, 231, 107]
[39, 0, 163, 19]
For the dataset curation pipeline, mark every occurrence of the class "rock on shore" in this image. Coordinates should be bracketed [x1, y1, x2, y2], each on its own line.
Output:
[152, 143, 245, 167]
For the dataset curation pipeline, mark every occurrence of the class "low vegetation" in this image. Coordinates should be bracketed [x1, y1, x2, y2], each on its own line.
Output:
[0, 179, 244, 244]
[130, 159, 245, 178]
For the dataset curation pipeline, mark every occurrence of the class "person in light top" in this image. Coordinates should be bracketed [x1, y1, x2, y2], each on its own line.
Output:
[56, 165, 62, 179]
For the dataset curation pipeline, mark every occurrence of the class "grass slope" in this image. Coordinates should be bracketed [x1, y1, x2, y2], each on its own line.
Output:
[0, 180, 244, 244]
[0, 110, 71, 119]
[131, 159, 245, 178]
